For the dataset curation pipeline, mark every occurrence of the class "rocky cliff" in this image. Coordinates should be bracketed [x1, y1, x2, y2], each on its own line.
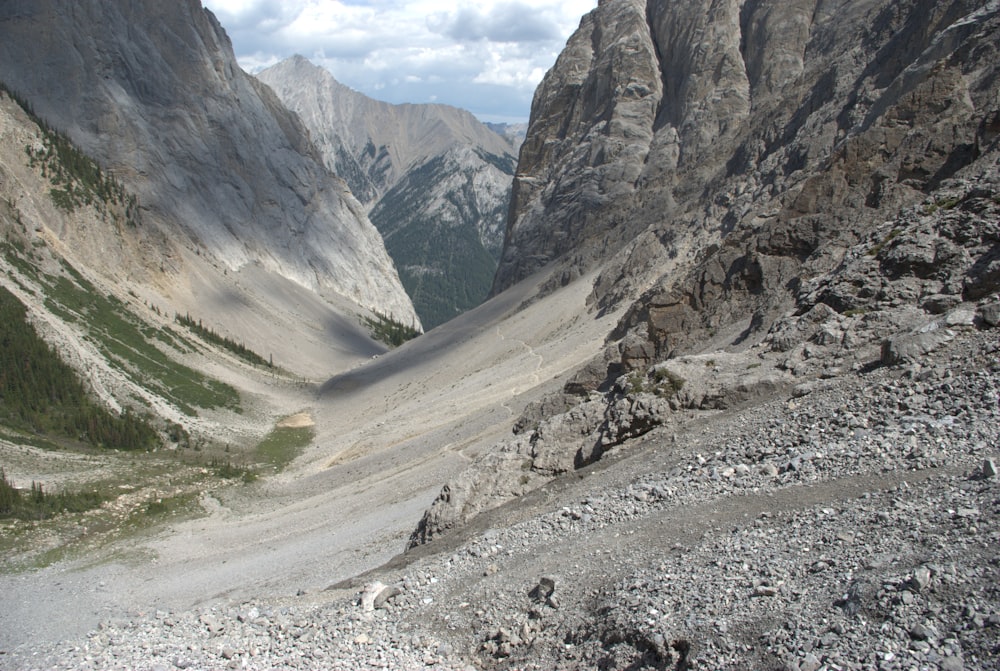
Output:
[257, 57, 517, 328]
[417, 0, 1000, 543]
[0, 0, 418, 328]
[494, 0, 999, 304]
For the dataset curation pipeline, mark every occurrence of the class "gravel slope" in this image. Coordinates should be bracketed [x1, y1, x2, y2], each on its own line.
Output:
[4, 326, 996, 671]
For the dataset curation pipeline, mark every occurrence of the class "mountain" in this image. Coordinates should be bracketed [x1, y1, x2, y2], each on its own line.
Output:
[257, 56, 518, 329]
[493, 0, 1000, 309]
[415, 0, 1000, 563]
[0, 0, 418, 334]
[2, 0, 1000, 669]
[485, 121, 529, 152]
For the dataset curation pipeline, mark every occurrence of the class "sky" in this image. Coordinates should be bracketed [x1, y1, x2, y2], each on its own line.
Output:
[201, 0, 598, 124]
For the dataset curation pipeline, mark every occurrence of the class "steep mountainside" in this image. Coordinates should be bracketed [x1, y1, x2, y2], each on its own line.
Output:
[0, 0, 418, 330]
[494, 0, 1000, 306]
[257, 57, 517, 328]
[419, 0, 1000, 548]
[3, 1, 1000, 669]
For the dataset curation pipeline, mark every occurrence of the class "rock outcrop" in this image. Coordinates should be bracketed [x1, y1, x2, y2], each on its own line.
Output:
[418, 0, 1000, 545]
[257, 56, 517, 328]
[0, 0, 418, 327]
[494, 0, 999, 306]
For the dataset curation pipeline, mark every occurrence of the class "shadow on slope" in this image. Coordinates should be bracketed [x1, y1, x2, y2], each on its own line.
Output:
[318, 273, 543, 397]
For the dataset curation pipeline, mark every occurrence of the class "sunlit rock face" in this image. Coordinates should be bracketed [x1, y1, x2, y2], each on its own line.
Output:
[258, 56, 519, 328]
[494, 0, 998, 328]
[0, 0, 418, 326]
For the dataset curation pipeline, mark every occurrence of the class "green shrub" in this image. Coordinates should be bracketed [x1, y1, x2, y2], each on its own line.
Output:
[652, 367, 686, 396]
[362, 311, 421, 347]
[0, 285, 159, 450]
[0, 468, 106, 520]
[175, 313, 272, 367]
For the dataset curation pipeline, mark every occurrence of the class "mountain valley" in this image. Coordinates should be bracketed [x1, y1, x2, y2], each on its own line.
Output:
[257, 57, 518, 329]
[0, 0, 999, 669]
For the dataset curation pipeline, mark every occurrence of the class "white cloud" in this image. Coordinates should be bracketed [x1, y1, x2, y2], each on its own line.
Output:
[202, 0, 597, 121]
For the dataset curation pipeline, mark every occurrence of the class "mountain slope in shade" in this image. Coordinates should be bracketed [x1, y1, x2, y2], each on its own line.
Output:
[0, 0, 419, 332]
[257, 56, 517, 329]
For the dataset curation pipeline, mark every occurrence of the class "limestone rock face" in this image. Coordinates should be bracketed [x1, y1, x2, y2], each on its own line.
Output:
[258, 56, 517, 328]
[415, 0, 1000, 546]
[493, 0, 664, 294]
[494, 0, 1000, 320]
[0, 0, 418, 327]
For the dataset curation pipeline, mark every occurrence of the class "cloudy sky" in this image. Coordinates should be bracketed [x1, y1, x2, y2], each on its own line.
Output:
[201, 0, 598, 123]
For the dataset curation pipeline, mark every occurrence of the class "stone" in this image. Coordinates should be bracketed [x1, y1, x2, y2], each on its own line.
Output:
[909, 568, 931, 592]
[909, 623, 936, 641]
[360, 582, 388, 612]
[530, 576, 557, 602]
[882, 324, 956, 365]
[373, 586, 402, 610]
[199, 614, 224, 635]
[979, 301, 1000, 327]
[982, 458, 998, 480]
[799, 652, 822, 671]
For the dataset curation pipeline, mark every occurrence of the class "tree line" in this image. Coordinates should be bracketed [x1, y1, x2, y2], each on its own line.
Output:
[175, 313, 272, 367]
[0, 285, 159, 450]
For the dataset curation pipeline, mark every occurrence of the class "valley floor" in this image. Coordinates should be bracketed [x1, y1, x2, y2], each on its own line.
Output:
[2, 329, 997, 670]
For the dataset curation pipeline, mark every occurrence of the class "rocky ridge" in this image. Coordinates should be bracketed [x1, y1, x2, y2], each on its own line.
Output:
[257, 56, 518, 328]
[420, 0, 1000, 541]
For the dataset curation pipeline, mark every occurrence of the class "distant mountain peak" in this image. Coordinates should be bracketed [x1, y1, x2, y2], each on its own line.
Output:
[259, 55, 518, 329]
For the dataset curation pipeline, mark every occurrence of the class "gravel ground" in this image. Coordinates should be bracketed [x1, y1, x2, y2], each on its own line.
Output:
[6, 329, 997, 671]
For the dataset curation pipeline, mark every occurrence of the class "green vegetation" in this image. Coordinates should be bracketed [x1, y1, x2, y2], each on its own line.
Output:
[210, 457, 258, 484]
[923, 196, 961, 215]
[0, 468, 106, 521]
[175, 313, 272, 368]
[0, 285, 159, 449]
[1, 249, 243, 416]
[652, 368, 686, 396]
[370, 154, 506, 329]
[255, 425, 315, 471]
[628, 367, 686, 397]
[1, 244, 241, 416]
[362, 310, 421, 348]
[0, 81, 141, 227]
[141, 492, 198, 519]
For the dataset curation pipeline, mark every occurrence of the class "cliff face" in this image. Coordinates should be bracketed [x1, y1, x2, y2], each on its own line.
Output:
[0, 0, 418, 327]
[257, 56, 517, 328]
[416, 0, 1000, 544]
[493, 0, 999, 313]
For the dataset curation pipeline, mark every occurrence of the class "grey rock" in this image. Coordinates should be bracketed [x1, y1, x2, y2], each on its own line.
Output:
[360, 582, 388, 612]
[530, 576, 557, 602]
[0, 0, 419, 328]
[258, 56, 517, 328]
[799, 652, 822, 671]
[882, 324, 957, 365]
[373, 586, 402, 610]
[909, 622, 937, 641]
[980, 301, 1000, 327]
[199, 613, 224, 635]
[910, 567, 933, 592]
